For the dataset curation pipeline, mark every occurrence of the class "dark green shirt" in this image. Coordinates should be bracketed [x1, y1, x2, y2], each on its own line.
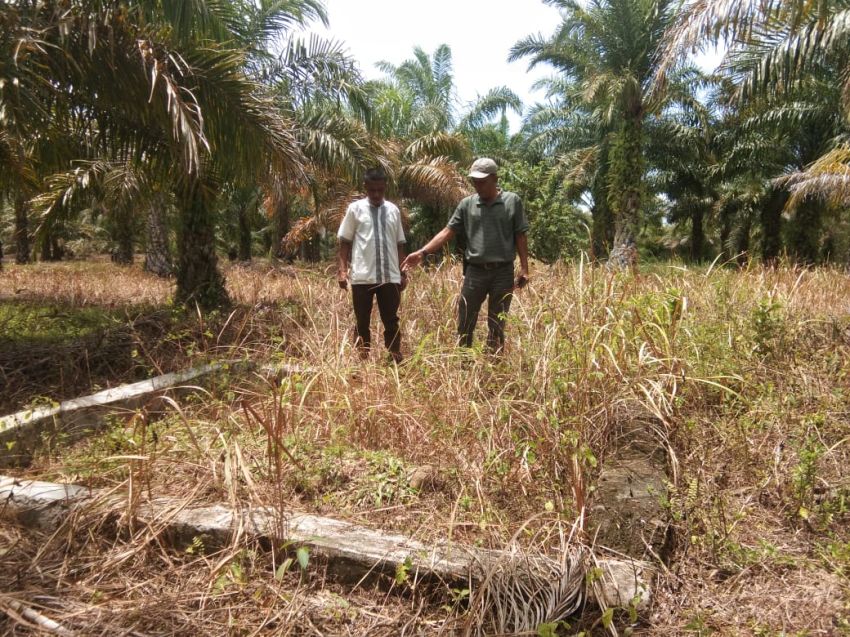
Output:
[447, 190, 528, 264]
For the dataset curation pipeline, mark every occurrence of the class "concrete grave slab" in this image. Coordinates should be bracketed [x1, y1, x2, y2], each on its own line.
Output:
[0, 360, 313, 468]
[590, 420, 671, 559]
[0, 475, 653, 614]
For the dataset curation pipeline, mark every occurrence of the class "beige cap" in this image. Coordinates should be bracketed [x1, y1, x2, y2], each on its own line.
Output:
[468, 157, 498, 179]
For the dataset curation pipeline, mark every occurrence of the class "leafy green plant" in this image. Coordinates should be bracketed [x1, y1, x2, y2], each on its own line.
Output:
[750, 298, 784, 356]
[394, 556, 414, 585]
[792, 432, 825, 520]
[536, 619, 570, 637]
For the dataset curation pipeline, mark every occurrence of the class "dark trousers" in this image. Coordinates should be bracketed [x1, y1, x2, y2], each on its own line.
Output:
[457, 263, 514, 350]
[351, 283, 402, 360]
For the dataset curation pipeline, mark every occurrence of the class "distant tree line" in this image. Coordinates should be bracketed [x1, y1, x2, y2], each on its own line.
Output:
[2, 0, 849, 309]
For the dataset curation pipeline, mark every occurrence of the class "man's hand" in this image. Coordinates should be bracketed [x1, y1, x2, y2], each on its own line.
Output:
[400, 272, 408, 291]
[514, 270, 529, 290]
[401, 250, 426, 272]
[337, 271, 348, 290]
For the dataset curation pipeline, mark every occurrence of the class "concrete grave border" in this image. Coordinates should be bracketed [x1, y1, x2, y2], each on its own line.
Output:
[0, 360, 310, 467]
[0, 475, 653, 616]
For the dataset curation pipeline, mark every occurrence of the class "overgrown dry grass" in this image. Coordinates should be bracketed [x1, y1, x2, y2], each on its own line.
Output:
[0, 520, 453, 636]
[2, 258, 849, 635]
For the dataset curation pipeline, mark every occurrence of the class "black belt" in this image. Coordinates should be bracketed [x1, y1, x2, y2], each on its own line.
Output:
[468, 261, 511, 270]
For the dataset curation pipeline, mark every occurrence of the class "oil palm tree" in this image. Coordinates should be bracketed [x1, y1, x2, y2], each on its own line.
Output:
[649, 94, 720, 262]
[266, 34, 378, 259]
[376, 45, 457, 135]
[655, 2, 850, 263]
[282, 44, 521, 251]
[3, 0, 325, 308]
[376, 45, 521, 242]
[517, 75, 615, 258]
[656, 0, 850, 208]
[511, 0, 679, 268]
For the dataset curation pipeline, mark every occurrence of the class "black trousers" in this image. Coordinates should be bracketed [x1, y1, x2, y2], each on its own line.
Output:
[351, 283, 402, 360]
[457, 263, 514, 350]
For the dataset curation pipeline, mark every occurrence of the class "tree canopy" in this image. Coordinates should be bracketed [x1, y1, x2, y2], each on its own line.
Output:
[3, 0, 850, 309]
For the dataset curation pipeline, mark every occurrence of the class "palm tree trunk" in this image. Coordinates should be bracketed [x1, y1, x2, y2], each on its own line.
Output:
[590, 143, 614, 261]
[734, 217, 751, 267]
[39, 230, 63, 261]
[144, 194, 173, 277]
[238, 201, 252, 261]
[690, 206, 705, 262]
[591, 201, 614, 261]
[719, 202, 737, 264]
[607, 116, 643, 270]
[40, 234, 51, 261]
[111, 209, 134, 265]
[175, 179, 229, 310]
[788, 196, 823, 265]
[299, 235, 321, 262]
[272, 196, 290, 259]
[759, 187, 788, 266]
[14, 192, 30, 264]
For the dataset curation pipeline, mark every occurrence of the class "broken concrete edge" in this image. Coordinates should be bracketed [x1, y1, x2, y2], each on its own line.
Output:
[0, 362, 231, 435]
[0, 360, 316, 435]
[0, 359, 316, 467]
[2, 598, 74, 637]
[0, 475, 653, 612]
[589, 554, 654, 612]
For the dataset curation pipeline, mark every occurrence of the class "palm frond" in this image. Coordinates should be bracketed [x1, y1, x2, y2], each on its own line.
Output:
[294, 108, 376, 183]
[29, 159, 153, 243]
[779, 143, 850, 205]
[458, 87, 523, 132]
[468, 544, 588, 636]
[281, 184, 358, 251]
[403, 132, 470, 163]
[554, 145, 601, 190]
[654, 0, 848, 94]
[143, 0, 238, 45]
[397, 157, 470, 208]
[238, 0, 329, 50]
[0, 129, 36, 191]
[270, 34, 364, 107]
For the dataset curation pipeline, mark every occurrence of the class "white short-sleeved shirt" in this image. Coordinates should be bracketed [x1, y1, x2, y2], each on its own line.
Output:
[337, 198, 406, 285]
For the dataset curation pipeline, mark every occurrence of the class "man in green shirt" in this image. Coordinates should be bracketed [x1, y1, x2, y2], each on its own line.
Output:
[402, 158, 530, 351]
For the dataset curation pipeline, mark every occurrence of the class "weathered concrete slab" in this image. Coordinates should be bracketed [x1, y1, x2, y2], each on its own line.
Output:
[591, 555, 653, 609]
[590, 420, 670, 559]
[0, 475, 652, 613]
[0, 360, 314, 468]
[0, 476, 94, 529]
[0, 363, 228, 467]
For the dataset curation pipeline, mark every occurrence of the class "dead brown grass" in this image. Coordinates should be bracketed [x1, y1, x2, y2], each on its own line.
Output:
[0, 519, 451, 636]
[2, 258, 849, 635]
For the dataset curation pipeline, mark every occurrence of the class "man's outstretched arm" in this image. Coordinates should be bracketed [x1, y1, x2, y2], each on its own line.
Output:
[401, 227, 456, 271]
[397, 242, 408, 290]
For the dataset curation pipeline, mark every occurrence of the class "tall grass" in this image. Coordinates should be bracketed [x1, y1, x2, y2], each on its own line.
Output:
[2, 258, 848, 634]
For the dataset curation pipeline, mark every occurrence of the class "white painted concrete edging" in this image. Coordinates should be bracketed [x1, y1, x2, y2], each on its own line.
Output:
[0, 362, 232, 467]
[0, 475, 652, 612]
[0, 360, 311, 467]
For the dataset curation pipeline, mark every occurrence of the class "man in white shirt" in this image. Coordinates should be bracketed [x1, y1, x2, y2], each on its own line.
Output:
[337, 168, 407, 362]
